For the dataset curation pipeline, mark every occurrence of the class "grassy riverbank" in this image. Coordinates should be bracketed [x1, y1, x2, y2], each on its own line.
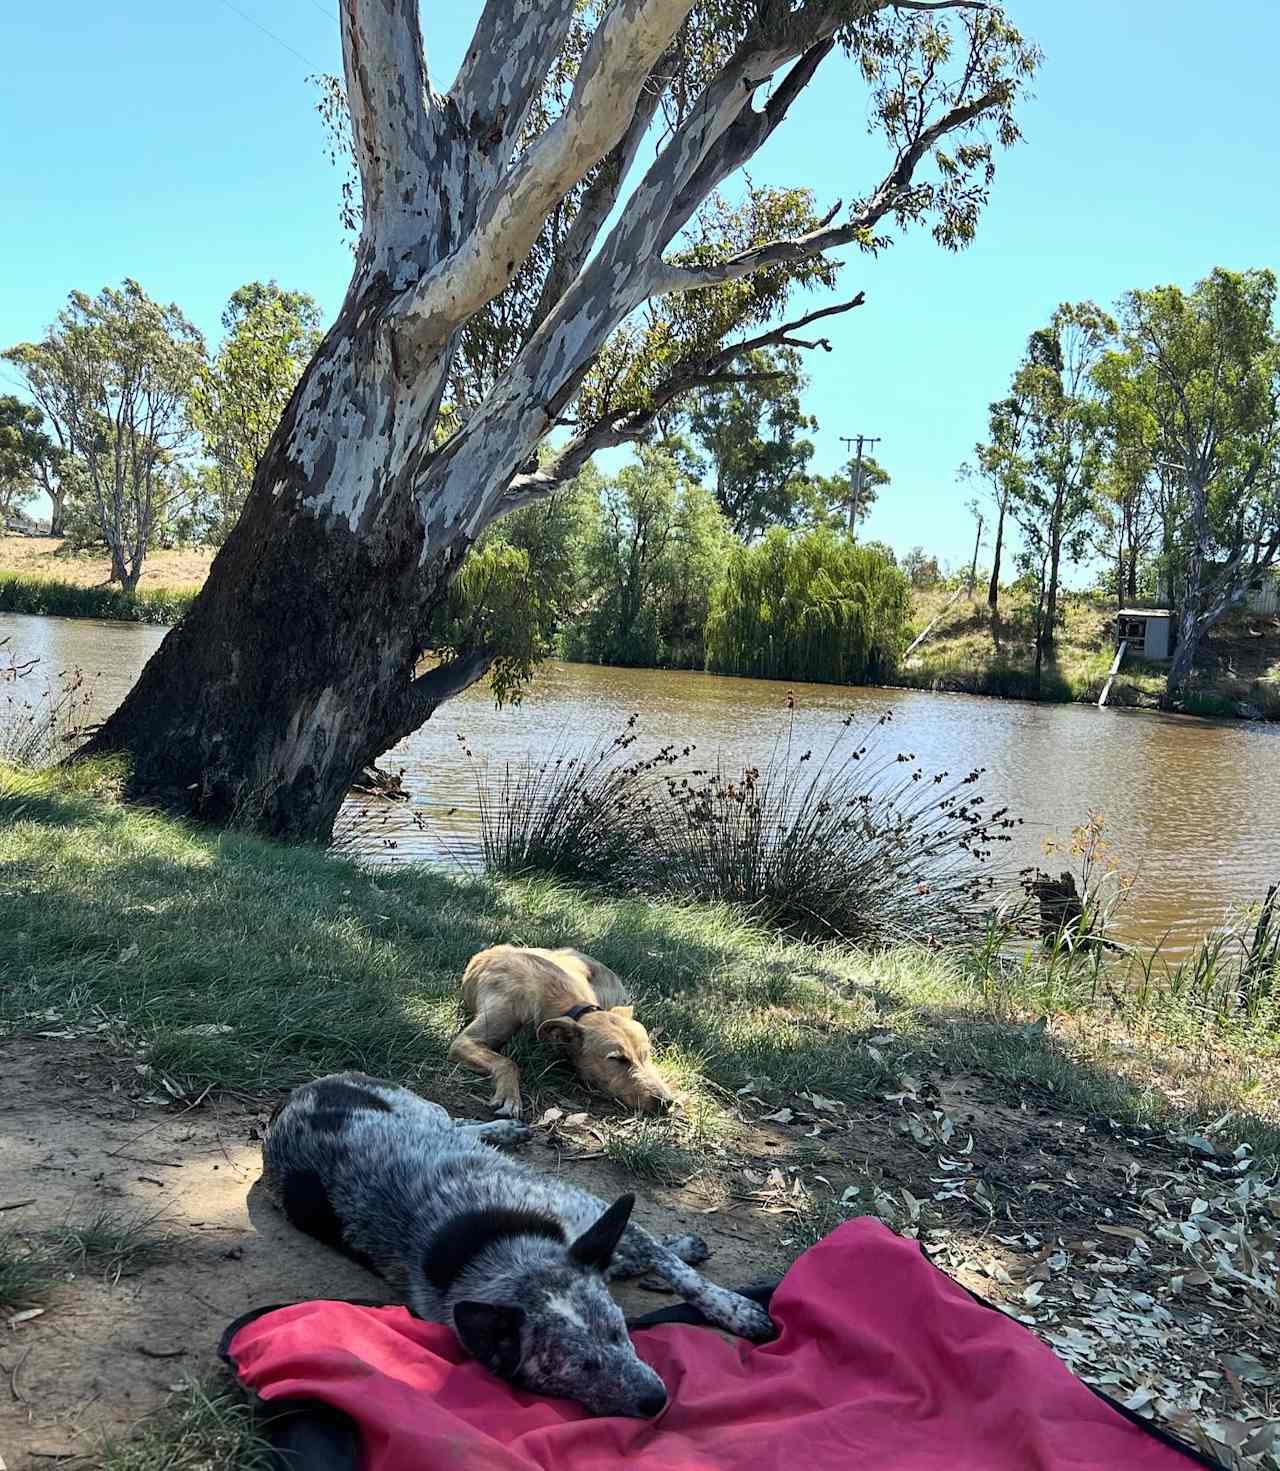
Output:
[894, 586, 1280, 718]
[2, 765, 1278, 1465]
[5, 763, 1275, 1125]
[0, 572, 197, 624]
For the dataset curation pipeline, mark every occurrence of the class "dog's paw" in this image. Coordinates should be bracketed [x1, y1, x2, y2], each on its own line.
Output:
[486, 1119, 534, 1147]
[492, 1094, 524, 1120]
[663, 1233, 710, 1266]
[729, 1297, 777, 1344]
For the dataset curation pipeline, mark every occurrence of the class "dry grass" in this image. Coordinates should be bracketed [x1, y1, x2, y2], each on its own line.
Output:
[0, 536, 213, 592]
[896, 586, 1280, 715]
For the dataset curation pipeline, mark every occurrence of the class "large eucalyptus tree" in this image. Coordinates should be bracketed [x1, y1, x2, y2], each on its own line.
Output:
[78, 0, 1037, 839]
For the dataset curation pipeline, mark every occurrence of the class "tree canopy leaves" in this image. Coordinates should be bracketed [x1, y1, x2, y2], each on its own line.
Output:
[189, 283, 323, 544]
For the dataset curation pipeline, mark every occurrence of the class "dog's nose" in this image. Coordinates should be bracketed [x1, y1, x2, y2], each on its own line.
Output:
[638, 1388, 668, 1418]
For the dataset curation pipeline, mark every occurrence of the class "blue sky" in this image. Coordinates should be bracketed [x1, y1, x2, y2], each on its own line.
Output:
[4, 2, 1278, 570]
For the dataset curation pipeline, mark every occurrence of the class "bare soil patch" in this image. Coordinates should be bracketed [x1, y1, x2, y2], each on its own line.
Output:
[2, 1029, 1276, 1469]
[0, 1036, 764, 1470]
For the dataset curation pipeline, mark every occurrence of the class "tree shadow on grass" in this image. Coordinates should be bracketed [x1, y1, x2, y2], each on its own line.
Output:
[3, 780, 1276, 1165]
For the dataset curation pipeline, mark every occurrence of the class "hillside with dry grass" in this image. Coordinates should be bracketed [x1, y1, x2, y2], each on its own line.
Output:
[896, 586, 1280, 719]
[0, 536, 213, 592]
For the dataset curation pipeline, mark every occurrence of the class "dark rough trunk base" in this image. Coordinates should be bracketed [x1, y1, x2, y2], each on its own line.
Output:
[73, 472, 446, 844]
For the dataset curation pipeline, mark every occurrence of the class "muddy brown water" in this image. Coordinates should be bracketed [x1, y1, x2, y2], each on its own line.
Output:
[4, 610, 1279, 956]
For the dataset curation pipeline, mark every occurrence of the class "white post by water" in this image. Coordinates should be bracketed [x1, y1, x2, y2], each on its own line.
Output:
[1098, 641, 1128, 708]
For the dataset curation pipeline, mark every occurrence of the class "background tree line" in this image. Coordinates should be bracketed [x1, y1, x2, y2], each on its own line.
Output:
[7, 263, 1275, 711]
[3, 278, 911, 685]
[965, 267, 1280, 704]
[2, 279, 321, 582]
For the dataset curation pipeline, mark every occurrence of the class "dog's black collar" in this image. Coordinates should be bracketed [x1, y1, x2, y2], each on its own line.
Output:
[560, 1003, 602, 1022]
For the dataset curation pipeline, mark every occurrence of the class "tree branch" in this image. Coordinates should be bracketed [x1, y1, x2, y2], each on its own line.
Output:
[395, 646, 495, 743]
[404, 0, 697, 344]
[419, 12, 851, 525]
[528, 67, 668, 335]
[341, 0, 431, 224]
[500, 292, 866, 509]
[450, 1, 579, 172]
[653, 88, 1007, 295]
[660, 38, 837, 245]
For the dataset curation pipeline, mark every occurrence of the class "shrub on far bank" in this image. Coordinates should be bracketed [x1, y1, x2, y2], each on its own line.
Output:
[0, 572, 195, 625]
[705, 528, 909, 685]
[470, 710, 1023, 947]
[892, 656, 1076, 704]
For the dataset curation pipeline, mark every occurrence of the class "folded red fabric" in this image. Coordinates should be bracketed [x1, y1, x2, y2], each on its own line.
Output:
[228, 1217, 1207, 1470]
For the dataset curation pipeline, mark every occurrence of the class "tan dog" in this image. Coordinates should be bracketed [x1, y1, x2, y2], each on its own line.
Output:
[450, 945, 676, 1119]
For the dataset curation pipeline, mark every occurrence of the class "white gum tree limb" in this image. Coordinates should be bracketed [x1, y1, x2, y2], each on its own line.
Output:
[77, 0, 1038, 840]
[404, 0, 700, 342]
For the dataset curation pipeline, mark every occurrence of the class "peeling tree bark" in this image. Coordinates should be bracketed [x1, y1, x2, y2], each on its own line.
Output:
[76, 0, 1020, 841]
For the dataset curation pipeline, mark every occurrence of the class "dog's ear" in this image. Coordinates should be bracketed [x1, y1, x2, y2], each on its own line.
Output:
[536, 1018, 583, 1052]
[453, 1301, 525, 1378]
[568, 1194, 635, 1271]
[610, 1005, 635, 1021]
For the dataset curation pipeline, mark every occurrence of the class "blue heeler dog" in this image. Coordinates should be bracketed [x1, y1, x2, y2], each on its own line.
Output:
[262, 1072, 776, 1418]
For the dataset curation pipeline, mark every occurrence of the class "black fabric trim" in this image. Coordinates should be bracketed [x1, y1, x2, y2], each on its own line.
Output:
[423, 1207, 567, 1293]
[254, 1397, 360, 1471]
[220, 1304, 377, 1471]
[624, 1280, 779, 1329]
[562, 1003, 603, 1022]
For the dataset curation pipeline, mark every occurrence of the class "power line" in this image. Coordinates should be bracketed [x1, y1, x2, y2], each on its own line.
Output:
[216, 0, 323, 71]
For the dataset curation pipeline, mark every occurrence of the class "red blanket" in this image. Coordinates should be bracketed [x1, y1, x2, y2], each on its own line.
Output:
[227, 1219, 1209, 1470]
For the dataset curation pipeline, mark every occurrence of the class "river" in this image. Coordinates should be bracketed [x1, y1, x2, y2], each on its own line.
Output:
[4, 610, 1278, 956]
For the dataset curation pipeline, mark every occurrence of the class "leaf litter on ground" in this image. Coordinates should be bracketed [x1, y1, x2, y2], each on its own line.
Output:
[733, 1049, 1280, 1471]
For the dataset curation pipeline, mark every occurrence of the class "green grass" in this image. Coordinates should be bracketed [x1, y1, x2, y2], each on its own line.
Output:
[0, 571, 196, 624]
[5, 767, 1275, 1471]
[602, 1122, 699, 1183]
[0, 1229, 57, 1311]
[0, 1205, 174, 1312]
[42, 1203, 174, 1284]
[96, 1379, 276, 1471]
[1181, 690, 1238, 719]
[891, 655, 1079, 703]
[3, 764, 1278, 1164]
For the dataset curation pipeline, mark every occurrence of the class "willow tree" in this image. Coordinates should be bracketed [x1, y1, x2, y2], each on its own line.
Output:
[705, 526, 909, 683]
[77, 0, 1037, 840]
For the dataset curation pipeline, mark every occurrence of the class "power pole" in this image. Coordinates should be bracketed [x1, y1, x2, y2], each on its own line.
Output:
[839, 434, 881, 534]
